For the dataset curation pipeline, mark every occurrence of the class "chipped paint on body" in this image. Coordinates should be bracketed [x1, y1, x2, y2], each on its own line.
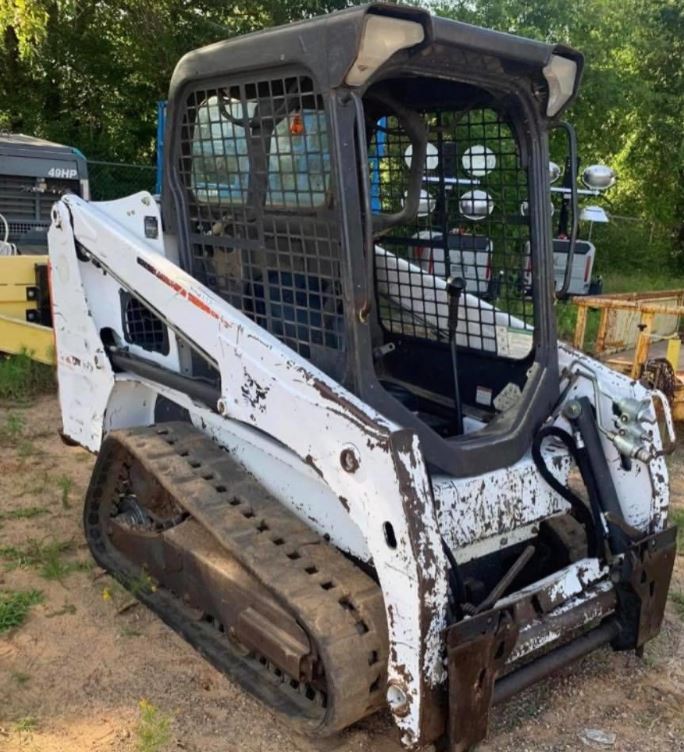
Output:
[47, 192, 672, 749]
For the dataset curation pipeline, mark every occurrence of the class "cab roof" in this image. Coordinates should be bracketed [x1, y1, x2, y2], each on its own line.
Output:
[169, 2, 582, 116]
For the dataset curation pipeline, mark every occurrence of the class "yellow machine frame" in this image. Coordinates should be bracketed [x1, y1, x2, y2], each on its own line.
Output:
[0, 255, 55, 365]
[573, 289, 684, 420]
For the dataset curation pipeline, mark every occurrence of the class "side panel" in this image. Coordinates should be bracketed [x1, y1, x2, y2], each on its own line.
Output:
[557, 344, 669, 530]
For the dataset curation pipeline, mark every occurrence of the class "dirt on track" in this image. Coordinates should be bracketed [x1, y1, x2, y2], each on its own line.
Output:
[1, 395, 683, 752]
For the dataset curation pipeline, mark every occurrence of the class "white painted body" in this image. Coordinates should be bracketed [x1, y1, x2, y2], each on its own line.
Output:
[411, 229, 492, 295]
[375, 246, 533, 358]
[48, 192, 672, 748]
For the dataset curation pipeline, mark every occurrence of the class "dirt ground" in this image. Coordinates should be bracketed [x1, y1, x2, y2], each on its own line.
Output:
[1, 395, 683, 752]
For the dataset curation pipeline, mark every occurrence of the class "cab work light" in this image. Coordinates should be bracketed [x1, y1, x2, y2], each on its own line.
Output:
[542, 54, 578, 116]
[345, 15, 424, 87]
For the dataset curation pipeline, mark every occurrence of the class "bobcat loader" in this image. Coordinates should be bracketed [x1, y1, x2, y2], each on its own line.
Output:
[47, 5, 677, 750]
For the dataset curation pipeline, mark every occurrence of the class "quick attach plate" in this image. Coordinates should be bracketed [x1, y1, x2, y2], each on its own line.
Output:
[446, 608, 518, 752]
[612, 524, 677, 650]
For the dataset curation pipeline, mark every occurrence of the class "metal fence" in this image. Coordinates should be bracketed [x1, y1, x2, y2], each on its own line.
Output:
[87, 160, 157, 201]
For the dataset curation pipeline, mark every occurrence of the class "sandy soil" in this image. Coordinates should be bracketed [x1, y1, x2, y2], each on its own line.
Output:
[1, 395, 683, 752]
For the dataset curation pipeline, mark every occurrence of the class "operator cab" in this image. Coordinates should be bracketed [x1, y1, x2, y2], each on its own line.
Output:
[164, 3, 583, 476]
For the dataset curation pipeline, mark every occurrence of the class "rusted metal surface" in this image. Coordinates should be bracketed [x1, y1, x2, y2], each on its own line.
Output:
[612, 524, 677, 650]
[446, 609, 518, 752]
[573, 303, 588, 350]
[631, 311, 655, 379]
[673, 384, 684, 422]
[432, 445, 573, 553]
[493, 620, 620, 705]
[573, 290, 683, 358]
[571, 291, 684, 419]
[446, 525, 675, 749]
[507, 582, 616, 663]
[446, 572, 617, 751]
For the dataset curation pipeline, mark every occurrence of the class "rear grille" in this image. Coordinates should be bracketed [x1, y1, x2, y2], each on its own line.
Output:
[0, 175, 37, 219]
[7, 221, 49, 244]
[0, 175, 79, 228]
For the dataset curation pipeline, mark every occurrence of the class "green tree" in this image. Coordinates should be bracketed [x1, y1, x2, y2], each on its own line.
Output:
[434, 0, 684, 270]
[0, 0, 351, 161]
[2, 0, 682, 270]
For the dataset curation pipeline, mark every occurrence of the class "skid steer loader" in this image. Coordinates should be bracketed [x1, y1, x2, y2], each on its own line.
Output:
[47, 5, 677, 750]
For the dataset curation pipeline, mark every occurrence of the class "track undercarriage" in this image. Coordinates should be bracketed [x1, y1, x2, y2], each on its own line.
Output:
[86, 422, 389, 736]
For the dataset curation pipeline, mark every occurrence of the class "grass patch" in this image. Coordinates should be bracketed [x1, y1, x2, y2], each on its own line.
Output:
[136, 698, 172, 752]
[670, 506, 684, 555]
[0, 538, 89, 581]
[555, 299, 579, 342]
[0, 352, 54, 402]
[11, 670, 31, 686]
[16, 438, 36, 459]
[670, 591, 684, 620]
[0, 412, 25, 444]
[0, 589, 44, 633]
[13, 716, 38, 734]
[0, 506, 49, 521]
[128, 569, 157, 597]
[17, 471, 51, 497]
[597, 271, 684, 294]
[56, 475, 73, 509]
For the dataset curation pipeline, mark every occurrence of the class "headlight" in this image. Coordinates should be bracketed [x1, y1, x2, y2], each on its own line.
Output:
[543, 54, 578, 117]
[346, 15, 424, 87]
[582, 164, 616, 191]
[404, 142, 439, 171]
[459, 190, 494, 221]
[461, 145, 496, 177]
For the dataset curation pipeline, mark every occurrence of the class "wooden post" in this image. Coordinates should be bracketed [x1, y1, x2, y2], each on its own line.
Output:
[574, 303, 588, 350]
[631, 311, 654, 379]
[595, 309, 610, 354]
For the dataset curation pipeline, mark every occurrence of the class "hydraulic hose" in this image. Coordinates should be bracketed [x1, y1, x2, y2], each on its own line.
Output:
[531, 424, 601, 557]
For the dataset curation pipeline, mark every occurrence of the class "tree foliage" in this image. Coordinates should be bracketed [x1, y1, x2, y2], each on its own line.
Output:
[434, 0, 684, 268]
[0, 0, 349, 160]
[1, 0, 683, 267]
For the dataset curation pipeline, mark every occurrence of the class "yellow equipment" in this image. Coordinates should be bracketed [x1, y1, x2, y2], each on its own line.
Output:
[573, 289, 684, 420]
[0, 255, 54, 365]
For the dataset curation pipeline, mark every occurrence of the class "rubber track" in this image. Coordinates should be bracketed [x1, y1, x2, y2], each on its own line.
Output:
[85, 422, 389, 736]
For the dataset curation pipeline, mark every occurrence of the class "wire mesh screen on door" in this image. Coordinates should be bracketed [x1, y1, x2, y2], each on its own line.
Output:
[178, 73, 345, 377]
[370, 107, 534, 361]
